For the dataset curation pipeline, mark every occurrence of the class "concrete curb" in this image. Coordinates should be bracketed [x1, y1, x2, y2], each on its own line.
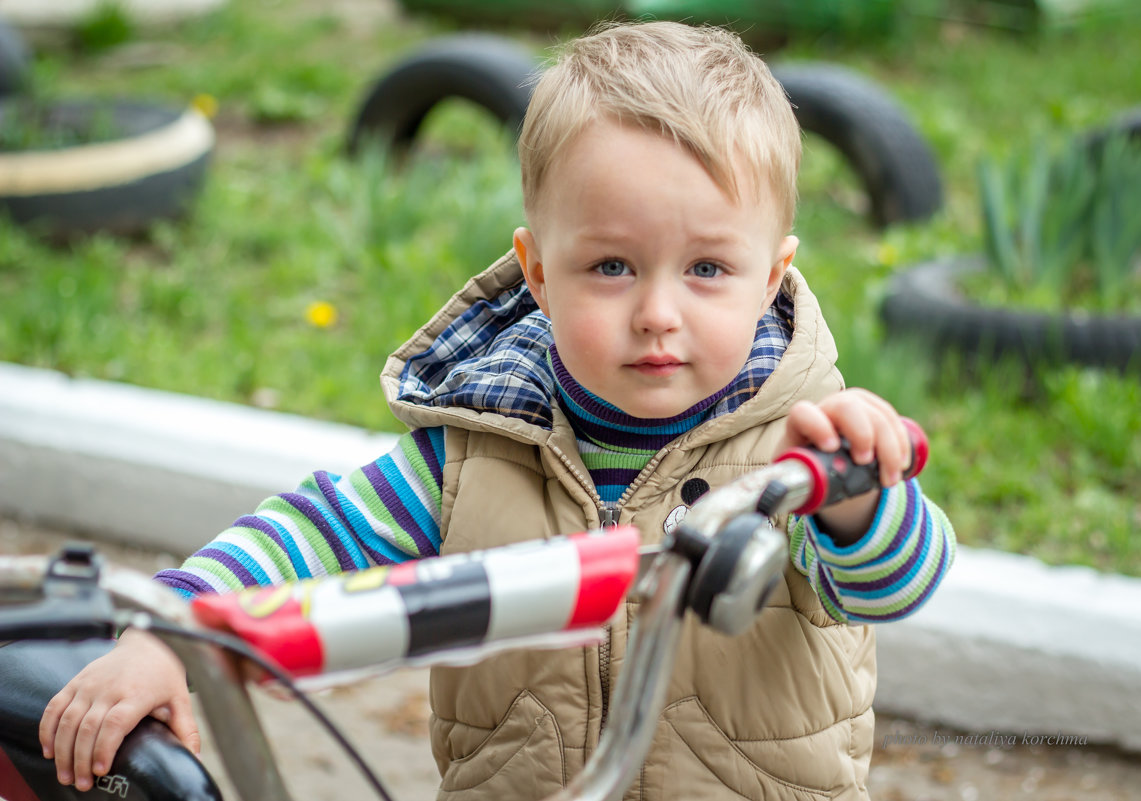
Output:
[0, 362, 398, 552]
[2, 361, 1139, 751]
[0, 0, 228, 29]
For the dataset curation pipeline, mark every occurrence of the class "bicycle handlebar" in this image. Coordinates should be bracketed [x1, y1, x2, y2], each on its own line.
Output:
[189, 418, 926, 680]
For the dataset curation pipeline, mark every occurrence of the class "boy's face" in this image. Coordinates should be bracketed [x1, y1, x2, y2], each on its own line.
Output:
[515, 119, 797, 419]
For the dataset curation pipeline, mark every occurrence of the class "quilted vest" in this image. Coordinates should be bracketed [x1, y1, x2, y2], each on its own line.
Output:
[381, 253, 876, 801]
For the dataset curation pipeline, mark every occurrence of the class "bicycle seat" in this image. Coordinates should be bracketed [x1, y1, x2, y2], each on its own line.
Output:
[0, 639, 223, 801]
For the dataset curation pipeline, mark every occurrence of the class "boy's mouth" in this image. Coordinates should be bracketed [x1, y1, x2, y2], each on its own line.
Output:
[628, 355, 684, 376]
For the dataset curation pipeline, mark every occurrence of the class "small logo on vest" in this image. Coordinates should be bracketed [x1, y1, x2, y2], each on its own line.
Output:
[665, 477, 711, 536]
[663, 504, 688, 536]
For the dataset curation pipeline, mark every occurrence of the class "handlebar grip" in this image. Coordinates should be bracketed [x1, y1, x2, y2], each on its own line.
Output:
[774, 417, 928, 516]
[191, 527, 640, 678]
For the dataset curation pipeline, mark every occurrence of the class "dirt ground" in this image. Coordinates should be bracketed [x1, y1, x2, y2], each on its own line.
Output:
[5, 518, 1141, 801]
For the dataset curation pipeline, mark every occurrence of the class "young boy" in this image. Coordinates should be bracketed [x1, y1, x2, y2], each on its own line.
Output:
[41, 21, 954, 801]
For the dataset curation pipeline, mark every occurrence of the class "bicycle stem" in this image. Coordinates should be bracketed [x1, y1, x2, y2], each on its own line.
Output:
[153, 628, 292, 801]
[547, 551, 691, 801]
[683, 459, 814, 537]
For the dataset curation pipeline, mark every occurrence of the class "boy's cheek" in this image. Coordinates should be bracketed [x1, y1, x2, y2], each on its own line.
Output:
[556, 324, 613, 365]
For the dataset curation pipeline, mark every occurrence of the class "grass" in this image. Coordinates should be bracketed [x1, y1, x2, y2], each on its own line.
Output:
[0, 0, 1138, 576]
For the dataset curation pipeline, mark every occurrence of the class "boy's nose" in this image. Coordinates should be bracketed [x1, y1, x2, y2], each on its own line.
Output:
[632, 283, 682, 334]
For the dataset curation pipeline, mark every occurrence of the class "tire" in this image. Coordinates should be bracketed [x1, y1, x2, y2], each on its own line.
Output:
[346, 43, 944, 229]
[347, 33, 539, 155]
[879, 257, 1141, 371]
[0, 99, 214, 236]
[0, 20, 29, 97]
[771, 62, 943, 227]
[1081, 105, 1141, 155]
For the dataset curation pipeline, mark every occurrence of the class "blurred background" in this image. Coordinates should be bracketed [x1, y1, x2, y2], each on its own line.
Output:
[1, 3, 1140, 799]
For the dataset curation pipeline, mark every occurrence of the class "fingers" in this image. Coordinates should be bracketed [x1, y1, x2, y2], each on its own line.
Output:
[787, 391, 912, 487]
[39, 685, 74, 760]
[784, 400, 841, 451]
[49, 693, 90, 788]
[833, 390, 908, 485]
[70, 702, 113, 791]
[41, 687, 98, 787]
[51, 696, 152, 790]
[84, 702, 145, 787]
[164, 697, 203, 757]
[37, 631, 193, 791]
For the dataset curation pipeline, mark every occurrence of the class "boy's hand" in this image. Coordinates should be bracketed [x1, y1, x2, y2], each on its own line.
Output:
[39, 628, 200, 792]
[779, 390, 912, 543]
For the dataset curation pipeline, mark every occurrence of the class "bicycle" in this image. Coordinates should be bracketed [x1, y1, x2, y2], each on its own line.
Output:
[0, 423, 926, 801]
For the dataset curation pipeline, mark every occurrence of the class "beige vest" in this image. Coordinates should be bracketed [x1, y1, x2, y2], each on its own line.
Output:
[382, 254, 876, 801]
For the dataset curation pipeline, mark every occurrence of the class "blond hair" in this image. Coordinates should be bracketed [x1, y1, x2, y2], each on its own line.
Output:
[519, 21, 801, 233]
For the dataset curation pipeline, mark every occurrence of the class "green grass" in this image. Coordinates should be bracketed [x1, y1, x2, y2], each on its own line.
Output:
[0, 0, 1138, 576]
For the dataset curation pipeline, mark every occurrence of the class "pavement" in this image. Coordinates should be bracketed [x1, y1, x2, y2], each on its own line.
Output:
[2, 360, 1141, 760]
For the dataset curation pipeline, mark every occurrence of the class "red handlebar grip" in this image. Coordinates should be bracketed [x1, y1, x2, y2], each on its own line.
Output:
[774, 417, 929, 516]
[901, 417, 928, 480]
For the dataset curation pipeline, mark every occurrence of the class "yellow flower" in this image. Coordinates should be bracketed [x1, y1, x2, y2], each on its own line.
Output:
[191, 94, 219, 119]
[305, 301, 338, 328]
[877, 242, 900, 267]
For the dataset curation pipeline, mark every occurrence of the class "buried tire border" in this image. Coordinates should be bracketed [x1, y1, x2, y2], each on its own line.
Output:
[347, 38, 943, 229]
[879, 257, 1141, 371]
[770, 61, 943, 228]
[0, 99, 215, 236]
[346, 33, 538, 155]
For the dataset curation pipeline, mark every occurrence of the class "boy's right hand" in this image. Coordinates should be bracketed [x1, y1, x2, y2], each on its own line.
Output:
[38, 627, 200, 792]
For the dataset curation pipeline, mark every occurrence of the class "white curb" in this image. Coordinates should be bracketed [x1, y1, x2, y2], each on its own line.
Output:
[875, 548, 1141, 751]
[0, 0, 228, 29]
[1, 361, 1139, 751]
[0, 361, 397, 552]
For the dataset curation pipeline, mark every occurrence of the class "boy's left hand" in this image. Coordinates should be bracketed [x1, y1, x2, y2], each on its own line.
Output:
[778, 389, 912, 542]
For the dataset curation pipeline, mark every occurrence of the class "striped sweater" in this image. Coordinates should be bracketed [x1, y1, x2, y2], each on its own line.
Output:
[157, 289, 955, 624]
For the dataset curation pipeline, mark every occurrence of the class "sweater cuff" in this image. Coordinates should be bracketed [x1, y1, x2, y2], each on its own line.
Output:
[806, 480, 911, 564]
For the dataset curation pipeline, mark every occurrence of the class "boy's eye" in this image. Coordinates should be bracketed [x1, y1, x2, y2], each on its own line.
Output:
[691, 261, 722, 278]
[594, 259, 630, 277]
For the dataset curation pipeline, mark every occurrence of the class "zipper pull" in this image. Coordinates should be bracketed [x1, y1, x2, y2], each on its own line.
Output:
[599, 505, 620, 529]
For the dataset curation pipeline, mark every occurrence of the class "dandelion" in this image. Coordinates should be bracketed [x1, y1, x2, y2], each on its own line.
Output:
[877, 241, 900, 267]
[306, 301, 338, 328]
[191, 94, 219, 119]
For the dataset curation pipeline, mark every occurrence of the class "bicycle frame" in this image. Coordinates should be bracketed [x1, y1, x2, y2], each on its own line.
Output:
[0, 538, 705, 801]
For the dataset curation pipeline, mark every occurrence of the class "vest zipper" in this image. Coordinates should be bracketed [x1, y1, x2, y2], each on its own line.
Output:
[549, 444, 668, 735]
[548, 444, 622, 735]
[598, 504, 620, 528]
[597, 503, 619, 733]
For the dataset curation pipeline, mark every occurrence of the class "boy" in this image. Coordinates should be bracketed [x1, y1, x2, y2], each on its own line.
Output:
[41, 21, 954, 801]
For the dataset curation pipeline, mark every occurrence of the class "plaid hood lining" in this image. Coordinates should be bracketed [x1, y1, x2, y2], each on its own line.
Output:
[396, 281, 795, 430]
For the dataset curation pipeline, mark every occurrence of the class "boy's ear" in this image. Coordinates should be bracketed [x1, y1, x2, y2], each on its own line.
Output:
[764, 235, 798, 308]
[514, 227, 550, 316]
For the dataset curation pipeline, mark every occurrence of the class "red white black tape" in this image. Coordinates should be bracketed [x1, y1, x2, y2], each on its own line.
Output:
[191, 526, 640, 677]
